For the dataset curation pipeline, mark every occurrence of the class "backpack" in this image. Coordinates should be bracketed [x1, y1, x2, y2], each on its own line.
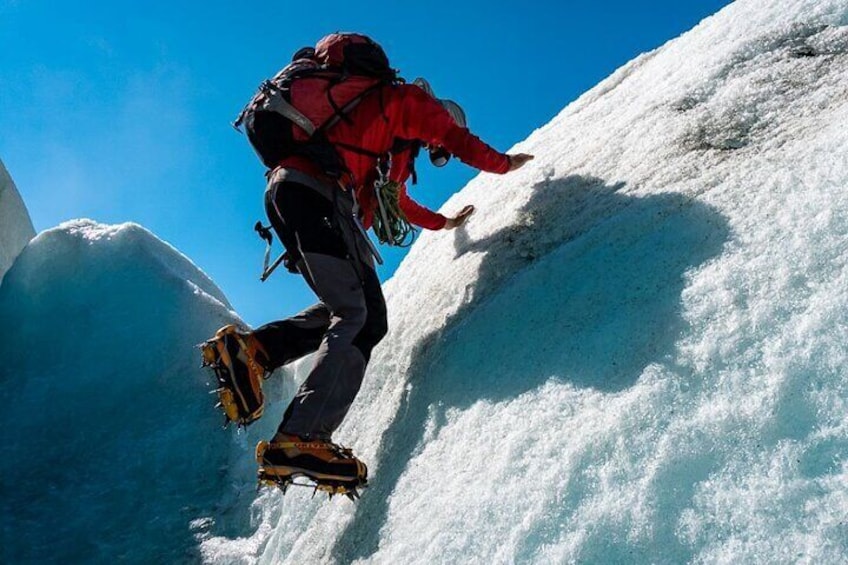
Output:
[233, 33, 400, 176]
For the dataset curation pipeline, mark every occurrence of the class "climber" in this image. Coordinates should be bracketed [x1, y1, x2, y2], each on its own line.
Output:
[201, 32, 533, 497]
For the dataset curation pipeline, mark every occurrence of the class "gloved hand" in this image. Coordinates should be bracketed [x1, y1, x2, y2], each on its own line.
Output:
[507, 153, 535, 171]
[444, 205, 475, 230]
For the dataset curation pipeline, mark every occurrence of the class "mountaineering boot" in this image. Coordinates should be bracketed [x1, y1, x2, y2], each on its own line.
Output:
[255, 435, 368, 495]
[200, 324, 270, 427]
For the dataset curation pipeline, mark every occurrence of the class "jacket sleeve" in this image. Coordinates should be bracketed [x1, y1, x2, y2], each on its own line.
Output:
[392, 85, 510, 175]
[398, 185, 447, 230]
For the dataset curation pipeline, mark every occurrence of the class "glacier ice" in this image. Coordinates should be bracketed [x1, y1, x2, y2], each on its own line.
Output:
[0, 159, 35, 283]
[3, 0, 848, 562]
[201, 0, 848, 563]
[0, 220, 253, 562]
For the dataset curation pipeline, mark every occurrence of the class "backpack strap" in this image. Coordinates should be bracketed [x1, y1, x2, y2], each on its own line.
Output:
[332, 141, 384, 159]
[260, 80, 316, 136]
[317, 81, 386, 133]
[314, 81, 390, 160]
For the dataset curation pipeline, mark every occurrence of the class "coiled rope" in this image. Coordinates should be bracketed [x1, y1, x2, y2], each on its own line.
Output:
[373, 179, 417, 247]
[372, 154, 418, 247]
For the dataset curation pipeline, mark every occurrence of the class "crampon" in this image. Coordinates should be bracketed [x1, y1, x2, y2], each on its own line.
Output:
[255, 439, 368, 501]
[258, 473, 367, 501]
[199, 324, 270, 428]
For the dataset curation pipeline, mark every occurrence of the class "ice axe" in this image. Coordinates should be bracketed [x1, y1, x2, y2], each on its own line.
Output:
[254, 221, 287, 282]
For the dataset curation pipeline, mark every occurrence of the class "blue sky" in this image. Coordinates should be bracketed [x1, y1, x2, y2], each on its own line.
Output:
[0, 0, 731, 326]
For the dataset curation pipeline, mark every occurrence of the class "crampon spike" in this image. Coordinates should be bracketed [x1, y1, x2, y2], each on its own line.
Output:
[274, 477, 291, 495]
[255, 471, 365, 502]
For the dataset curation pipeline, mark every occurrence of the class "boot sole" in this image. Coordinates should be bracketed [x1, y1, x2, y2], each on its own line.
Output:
[258, 464, 363, 484]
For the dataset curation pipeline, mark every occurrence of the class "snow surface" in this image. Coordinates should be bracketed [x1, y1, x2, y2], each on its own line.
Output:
[0, 220, 250, 562]
[0, 158, 35, 283]
[199, 0, 848, 563]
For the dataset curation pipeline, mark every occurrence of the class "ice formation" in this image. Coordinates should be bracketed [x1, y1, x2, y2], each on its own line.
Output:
[202, 0, 848, 562]
[3, 0, 848, 561]
[0, 159, 35, 283]
[0, 220, 248, 562]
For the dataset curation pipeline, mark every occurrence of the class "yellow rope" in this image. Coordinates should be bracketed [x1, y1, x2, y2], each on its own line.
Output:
[372, 180, 418, 247]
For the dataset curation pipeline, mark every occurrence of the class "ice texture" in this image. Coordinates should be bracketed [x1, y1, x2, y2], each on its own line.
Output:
[3, 0, 848, 561]
[201, 0, 848, 563]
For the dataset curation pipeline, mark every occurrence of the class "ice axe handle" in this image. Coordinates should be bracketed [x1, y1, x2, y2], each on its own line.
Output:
[260, 253, 287, 282]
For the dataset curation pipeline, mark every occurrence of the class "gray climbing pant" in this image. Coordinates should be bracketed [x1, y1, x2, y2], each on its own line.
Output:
[252, 168, 388, 440]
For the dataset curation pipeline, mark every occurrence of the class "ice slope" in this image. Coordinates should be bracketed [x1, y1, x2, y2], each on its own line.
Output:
[202, 0, 848, 563]
[0, 220, 251, 562]
[0, 159, 35, 283]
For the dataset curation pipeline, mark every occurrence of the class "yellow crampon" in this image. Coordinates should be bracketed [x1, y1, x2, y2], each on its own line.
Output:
[257, 474, 366, 501]
[255, 440, 367, 501]
[199, 325, 269, 428]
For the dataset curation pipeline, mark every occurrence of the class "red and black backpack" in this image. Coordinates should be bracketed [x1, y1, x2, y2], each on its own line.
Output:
[234, 33, 400, 176]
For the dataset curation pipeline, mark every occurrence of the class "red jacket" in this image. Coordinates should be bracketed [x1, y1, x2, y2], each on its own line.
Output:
[280, 83, 509, 228]
[398, 185, 446, 231]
